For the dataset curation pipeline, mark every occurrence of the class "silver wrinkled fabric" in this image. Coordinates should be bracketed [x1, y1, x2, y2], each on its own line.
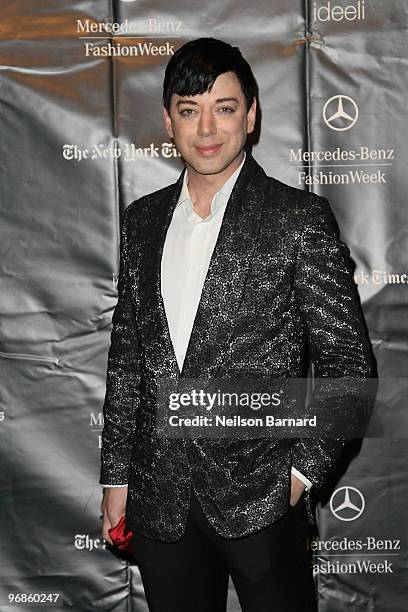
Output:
[100, 153, 376, 541]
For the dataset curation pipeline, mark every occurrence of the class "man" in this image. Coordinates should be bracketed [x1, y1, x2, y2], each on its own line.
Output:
[100, 38, 376, 611]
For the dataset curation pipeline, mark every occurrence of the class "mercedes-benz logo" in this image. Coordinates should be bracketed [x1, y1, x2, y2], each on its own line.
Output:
[330, 486, 365, 521]
[323, 95, 359, 131]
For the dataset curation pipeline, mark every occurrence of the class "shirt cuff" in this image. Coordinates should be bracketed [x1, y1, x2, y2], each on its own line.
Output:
[291, 466, 313, 491]
[100, 484, 128, 488]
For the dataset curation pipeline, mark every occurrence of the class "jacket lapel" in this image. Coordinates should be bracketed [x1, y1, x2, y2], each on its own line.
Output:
[180, 154, 268, 379]
[137, 170, 185, 379]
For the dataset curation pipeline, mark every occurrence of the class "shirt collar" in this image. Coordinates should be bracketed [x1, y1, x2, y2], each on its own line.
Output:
[176, 151, 246, 218]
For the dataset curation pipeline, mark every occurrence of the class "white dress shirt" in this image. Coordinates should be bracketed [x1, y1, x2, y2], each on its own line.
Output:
[103, 152, 312, 491]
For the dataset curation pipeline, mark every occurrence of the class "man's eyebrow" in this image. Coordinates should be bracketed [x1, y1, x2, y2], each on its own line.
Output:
[214, 97, 239, 104]
[176, 99, 199, 107]
[176, 96, 240, 107]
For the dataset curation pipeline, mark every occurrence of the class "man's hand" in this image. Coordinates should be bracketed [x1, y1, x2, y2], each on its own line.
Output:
[100, 486, 128, 545]
[290, 473, 306, 507]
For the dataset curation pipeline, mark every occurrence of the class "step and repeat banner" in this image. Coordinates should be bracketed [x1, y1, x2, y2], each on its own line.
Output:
[0, 1, 407, 610]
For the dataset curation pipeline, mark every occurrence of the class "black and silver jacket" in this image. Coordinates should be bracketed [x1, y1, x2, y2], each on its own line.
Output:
[100, 153, 376, 541]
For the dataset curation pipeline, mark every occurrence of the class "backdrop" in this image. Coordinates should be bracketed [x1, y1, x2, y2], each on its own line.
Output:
[1, 1, 407, 610]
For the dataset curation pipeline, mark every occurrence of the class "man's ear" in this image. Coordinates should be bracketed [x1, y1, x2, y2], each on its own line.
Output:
[163, 107, 174, 139]
[246, 97, 257, 135]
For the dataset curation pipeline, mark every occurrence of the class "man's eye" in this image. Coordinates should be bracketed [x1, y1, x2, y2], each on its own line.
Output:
[219, 107, 235, 113]
[179, 109, 196, 117]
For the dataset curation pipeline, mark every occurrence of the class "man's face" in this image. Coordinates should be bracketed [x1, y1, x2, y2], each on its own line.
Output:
[163, 71, 256, 177]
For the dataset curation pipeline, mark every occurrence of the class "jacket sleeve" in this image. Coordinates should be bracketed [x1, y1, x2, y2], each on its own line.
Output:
[290, 195, 376, 489]
[99, 204, 141, 485]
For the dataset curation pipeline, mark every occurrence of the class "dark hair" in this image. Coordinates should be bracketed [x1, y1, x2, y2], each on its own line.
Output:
[163, 38, 256, 112]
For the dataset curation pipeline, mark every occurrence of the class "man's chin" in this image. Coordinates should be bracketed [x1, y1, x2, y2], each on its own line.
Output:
[183, 153, 243, 177]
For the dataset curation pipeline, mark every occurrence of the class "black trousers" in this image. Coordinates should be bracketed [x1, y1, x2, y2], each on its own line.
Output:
[131, 484, 317, 612]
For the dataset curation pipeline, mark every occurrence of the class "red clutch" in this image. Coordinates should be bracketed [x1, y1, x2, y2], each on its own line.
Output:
[108, 515, 134, 554]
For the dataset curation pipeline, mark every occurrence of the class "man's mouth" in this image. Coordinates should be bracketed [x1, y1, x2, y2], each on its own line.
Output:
[195, 144, 223, 156]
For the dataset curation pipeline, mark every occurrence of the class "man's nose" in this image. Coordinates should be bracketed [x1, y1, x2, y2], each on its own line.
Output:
[197, 111, 217, 136]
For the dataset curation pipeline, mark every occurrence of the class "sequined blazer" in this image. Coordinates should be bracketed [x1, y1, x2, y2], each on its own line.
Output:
[100, 153, 376, 541]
